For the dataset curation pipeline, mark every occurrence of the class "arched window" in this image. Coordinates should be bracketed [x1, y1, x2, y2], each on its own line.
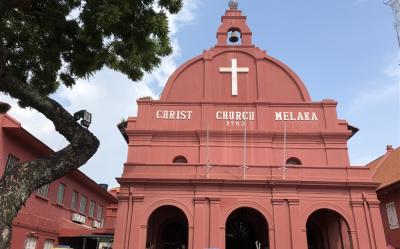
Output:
[173, 156, 188, 164]
[286, 157, 302, 166]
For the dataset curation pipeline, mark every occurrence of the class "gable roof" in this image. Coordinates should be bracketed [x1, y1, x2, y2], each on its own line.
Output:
[369, 146, 400, 190]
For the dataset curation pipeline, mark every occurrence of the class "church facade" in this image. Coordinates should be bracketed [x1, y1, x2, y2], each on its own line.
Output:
[114, 3, 387, 249]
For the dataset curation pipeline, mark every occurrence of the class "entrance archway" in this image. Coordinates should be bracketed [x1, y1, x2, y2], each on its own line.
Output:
[146, 205, 188, 249]
[225, 207, 269, 249]
[306, 209, 353, 249]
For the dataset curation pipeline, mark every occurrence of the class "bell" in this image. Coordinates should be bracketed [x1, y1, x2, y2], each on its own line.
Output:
[229, 31, 239, 43]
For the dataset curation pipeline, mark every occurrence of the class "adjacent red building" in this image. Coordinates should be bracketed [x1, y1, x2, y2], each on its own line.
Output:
[114, 4, 387, 249]
[370, 146, 400, 249]
[0, 114, 118, 249]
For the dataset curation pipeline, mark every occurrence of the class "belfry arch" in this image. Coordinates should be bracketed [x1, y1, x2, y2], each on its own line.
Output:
[146, 205, 189, 249]
[306, 209, 353, 249]
[225, 207, 269, 249]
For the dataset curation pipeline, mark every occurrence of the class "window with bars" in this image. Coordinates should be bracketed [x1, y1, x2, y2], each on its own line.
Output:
[24, 237, 37, 249]
[71, 191, 78, 210]
[43, 240, 54, 249]
[386, 202, 399, 229]
[89, 200, 96, 217]
[97, 205, 103, 221]
[80, 195, 87, 214]
[5, 154, 19, 173]
[56, 183, 65, 205]
[36, 184, 49, 198]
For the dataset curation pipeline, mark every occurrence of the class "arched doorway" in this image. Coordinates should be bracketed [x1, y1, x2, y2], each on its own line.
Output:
[306, 209, 353, 249]
[146, 205, 188, 249]
[225, 207, 269, 249]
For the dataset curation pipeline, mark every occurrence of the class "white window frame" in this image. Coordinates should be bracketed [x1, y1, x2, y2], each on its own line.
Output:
[43, 239, 54, 249]
[97, 205, 103, 221]
[24, 236, 37, 249]
[71, 191, 78, 210]
[56, 183, 65, 205]
[36, 184, 49, 198]
[89, 200, 96, 217]
[386, 202, 399, 229]
[5, 154, 19, 172]
[80, 195, 87, 214]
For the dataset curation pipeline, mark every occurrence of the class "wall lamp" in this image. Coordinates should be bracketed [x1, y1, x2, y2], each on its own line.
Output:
[73, 110, 92, 129]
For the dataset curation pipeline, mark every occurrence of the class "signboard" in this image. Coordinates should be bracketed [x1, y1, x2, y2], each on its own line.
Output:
[154, 109, 319, 126]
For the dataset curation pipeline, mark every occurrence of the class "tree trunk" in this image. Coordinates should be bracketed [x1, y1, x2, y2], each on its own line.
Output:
[0, 75, 100, 249]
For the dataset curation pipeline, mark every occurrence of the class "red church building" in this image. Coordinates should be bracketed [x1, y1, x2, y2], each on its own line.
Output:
[0, 113, 118, 249]
[114, 2, 387, 249]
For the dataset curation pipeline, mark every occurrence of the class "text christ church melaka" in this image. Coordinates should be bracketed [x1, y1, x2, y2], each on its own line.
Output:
[114, 2, 387, 249]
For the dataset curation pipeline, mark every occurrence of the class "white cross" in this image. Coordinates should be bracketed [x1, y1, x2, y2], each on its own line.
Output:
[219, 59, 249, 96]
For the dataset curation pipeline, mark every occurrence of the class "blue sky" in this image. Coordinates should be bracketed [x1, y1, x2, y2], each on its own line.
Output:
[1, 0, 399, 187]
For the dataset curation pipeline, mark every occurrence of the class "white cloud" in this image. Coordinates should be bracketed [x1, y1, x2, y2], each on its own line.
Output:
[141, 39, 182, 89]
[168, 0, 200, 36]
[349, 82, 398, 112]
[349, 54, 400, 113]
[145, 0, 200, 89]
[0, 94, 65, 150]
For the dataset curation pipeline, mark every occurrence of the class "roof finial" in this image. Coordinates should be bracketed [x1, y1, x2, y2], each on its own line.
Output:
[229, 0, 238, 9]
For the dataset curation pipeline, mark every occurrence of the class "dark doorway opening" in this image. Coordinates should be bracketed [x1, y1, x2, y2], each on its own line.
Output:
[225, 207, 269, 249]
[146, 205, 188, 249]
[306, 209, 353, 249]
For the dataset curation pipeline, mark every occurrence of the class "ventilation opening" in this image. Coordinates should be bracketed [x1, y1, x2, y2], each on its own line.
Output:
[286, 157, 302, 166]
[173, 156, 188, 164]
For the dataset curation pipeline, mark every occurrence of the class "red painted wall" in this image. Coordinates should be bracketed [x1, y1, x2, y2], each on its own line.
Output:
[378, 184, 400, 248]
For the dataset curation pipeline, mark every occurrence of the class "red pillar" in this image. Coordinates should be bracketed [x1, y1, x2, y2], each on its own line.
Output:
[288, 199, 307, 249]
[272, 199, 291, 249]
[127, 195, 145, 249]
[193, 197, 207, 249]
[209, 197, 221, 248]
[351, 201, 372, 249]
[113, 192, 130, 249]
[368, 201, 388, 249]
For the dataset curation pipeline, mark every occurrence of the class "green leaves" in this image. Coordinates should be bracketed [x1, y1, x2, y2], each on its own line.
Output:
[0, 0, 183, 97]
[158, 0, 183, 14]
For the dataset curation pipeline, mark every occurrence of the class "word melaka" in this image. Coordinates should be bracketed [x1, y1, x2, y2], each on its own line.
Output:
[156, 110, 319, 121]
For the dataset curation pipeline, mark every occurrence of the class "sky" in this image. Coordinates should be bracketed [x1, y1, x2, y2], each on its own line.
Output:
[1, 0, 399, 187]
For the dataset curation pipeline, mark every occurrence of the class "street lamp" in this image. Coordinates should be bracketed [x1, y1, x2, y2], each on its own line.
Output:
[73, 110, 92, 129]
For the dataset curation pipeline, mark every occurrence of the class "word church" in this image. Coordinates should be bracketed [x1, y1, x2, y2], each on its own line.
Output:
[113, 1, 387, 249]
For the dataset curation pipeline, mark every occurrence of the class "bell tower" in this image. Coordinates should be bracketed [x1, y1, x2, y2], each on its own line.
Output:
[217, 0, 253, 46]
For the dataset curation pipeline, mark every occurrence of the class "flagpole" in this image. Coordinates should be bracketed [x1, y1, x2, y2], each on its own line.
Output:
[244, 119, 247, 179]
[240, 119, 249, 180]
[205, 123, 212, 179]
[282, 121, 287, 180]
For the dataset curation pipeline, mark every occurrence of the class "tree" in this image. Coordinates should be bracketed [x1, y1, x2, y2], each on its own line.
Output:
[0, 0, 182, 248]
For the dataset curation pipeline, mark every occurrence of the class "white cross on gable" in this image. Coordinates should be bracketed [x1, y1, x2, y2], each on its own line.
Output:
[219, 59, 249, 96]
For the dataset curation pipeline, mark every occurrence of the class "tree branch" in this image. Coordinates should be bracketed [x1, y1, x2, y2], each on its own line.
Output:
[0, 42, 6, 77]
[0, 75, 99, 249]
